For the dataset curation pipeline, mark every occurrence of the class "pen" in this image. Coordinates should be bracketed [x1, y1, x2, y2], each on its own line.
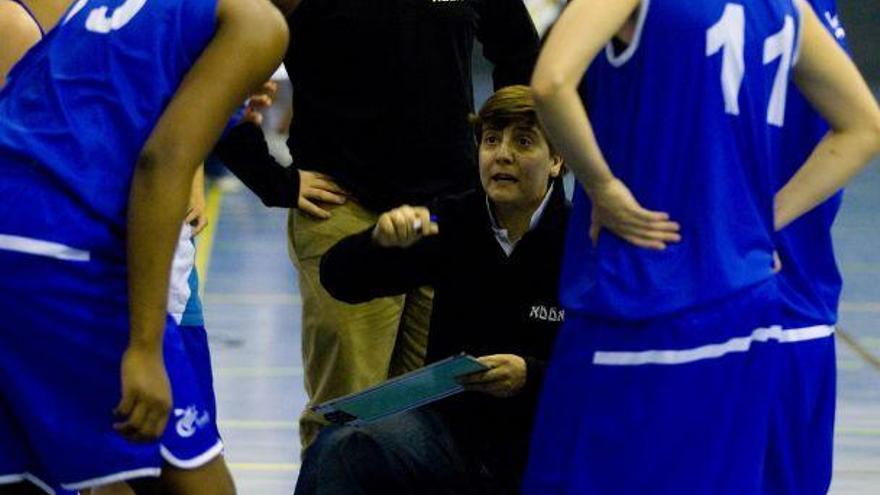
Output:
[412, 214, 439, 233]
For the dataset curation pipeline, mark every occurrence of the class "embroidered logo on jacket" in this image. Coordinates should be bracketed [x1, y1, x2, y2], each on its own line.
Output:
[529, 305, 565, 322]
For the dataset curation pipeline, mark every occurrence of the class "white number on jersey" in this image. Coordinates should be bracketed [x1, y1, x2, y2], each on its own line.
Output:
[763, 16, 795, 126]
[706, 3, 797, 127]
[706, 4, 745, 117]
[62, 0, 148, 33]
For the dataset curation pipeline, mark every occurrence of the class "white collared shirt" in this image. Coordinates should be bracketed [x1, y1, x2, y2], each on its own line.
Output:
[487, 185, 555, 257]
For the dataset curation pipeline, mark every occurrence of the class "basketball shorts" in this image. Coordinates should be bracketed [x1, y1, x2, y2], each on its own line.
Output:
[523, 279, 783, 495]
[762, 305, 836, 495]
[0, 248, 222, 492]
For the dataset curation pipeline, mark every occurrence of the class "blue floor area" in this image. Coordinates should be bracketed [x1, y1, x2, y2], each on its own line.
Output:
[203, 158, 880, 495]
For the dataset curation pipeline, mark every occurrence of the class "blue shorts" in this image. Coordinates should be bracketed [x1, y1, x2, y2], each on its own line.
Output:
[0, 249, 222, 492]
[762, 307, 836, 495]
[524, 279, 782, 495]
[175, 324, 219, 439]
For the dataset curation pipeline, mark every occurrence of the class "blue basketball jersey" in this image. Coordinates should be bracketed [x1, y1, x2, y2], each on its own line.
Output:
[775, 0, 849, 326]
[0, 0, 218, 261]
[563, 0, 801, 319]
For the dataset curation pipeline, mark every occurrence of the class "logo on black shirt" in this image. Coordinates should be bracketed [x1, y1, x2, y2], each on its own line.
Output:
[529, 305, 565, 323]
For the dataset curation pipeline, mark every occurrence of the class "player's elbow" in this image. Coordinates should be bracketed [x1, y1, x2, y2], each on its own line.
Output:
[531, 69, 566, 104]
[225, 0, 289, 70]
[867, 110, 880, 157]
[135, 142, 193, 180]
[250, 0, 290, 64]
[846, 107, 880, 159]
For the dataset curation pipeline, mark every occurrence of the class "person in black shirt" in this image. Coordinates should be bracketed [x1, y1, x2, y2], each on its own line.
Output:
[294, 85, 569, 495]
[215, 0, 541, 450]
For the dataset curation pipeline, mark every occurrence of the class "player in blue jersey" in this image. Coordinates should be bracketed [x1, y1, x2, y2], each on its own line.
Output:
[766, 1, 851, 493]
[1, 6, 227, 494]
[525, 0, 880, 493]
[0, 0, 289, 493]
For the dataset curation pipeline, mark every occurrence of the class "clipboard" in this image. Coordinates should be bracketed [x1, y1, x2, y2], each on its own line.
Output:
[312, 353, 488, 426]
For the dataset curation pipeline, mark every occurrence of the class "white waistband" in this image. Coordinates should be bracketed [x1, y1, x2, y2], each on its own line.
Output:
[0, 234, 89, 261]
[593, 325, 835, 366]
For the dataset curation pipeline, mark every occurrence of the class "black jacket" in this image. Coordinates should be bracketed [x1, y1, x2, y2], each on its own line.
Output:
[214, 122, 299, 208]
[320, 185, 570, 484]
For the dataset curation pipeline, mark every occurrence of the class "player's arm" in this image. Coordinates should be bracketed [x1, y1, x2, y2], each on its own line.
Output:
[530, 0, 680, 250]
[0, 1, 42, 85]
[118, 0, 289, 442]
[775, 1, 880, 230]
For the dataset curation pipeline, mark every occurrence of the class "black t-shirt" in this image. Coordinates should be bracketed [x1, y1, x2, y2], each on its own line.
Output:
[286, 0, 539, 211]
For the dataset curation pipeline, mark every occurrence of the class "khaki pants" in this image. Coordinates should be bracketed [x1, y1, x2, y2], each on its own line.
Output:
[288, 201, 431, 450]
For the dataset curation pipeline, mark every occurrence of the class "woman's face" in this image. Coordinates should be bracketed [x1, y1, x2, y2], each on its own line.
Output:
[478, 123, 562, 209]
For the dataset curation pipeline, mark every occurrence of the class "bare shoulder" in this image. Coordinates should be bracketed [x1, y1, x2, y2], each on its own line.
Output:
[0, 0, 42, 82]
[216, 0, 289, 36]
[0, 0, 41, 37]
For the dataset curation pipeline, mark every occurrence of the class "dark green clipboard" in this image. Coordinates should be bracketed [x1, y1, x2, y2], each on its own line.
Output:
[312, 353, 488, 426]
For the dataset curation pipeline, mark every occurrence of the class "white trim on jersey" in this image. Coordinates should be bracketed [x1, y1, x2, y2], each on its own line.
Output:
[0, 234, 89, 261]
[62, 467, 162, 491]
[791, 0, 805, 66]
[605, 0, 651, 67]
[23, 473, 55, 495]
[160, 439, 224, 469]
[0, 473, 55, 494]
[593, 324, 835, 366]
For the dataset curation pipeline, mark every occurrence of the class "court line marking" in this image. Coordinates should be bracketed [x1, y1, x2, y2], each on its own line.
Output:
[837, 327, 880, 371]
[195, 182, 224, 293]
[836, 428, 880, 437]
[213, 366, 304, 378]
[204, 293, 301, 305]
[219, 419, 298, 430]
[839, 301, 880, 313]
[227, 463, 300, 473]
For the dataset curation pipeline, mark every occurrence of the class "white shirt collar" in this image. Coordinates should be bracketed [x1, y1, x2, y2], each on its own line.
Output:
[487, 184, 555, 257]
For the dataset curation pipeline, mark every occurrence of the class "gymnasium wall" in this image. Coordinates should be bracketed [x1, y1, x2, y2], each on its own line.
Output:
[838, 0, 879, 85]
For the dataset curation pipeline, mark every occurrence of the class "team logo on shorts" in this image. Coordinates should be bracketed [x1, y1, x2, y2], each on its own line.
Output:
[173, 405, 211, 438]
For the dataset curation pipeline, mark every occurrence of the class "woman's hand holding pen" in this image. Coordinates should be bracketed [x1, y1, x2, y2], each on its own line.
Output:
[372, 205, 439, 248]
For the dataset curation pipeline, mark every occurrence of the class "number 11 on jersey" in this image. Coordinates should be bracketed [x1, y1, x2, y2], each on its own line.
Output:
[706, 3, 797, 127]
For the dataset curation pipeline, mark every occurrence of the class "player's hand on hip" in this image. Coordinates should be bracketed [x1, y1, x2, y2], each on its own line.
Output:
[588, 178, 681, 250]
[114, 346, 172, 442]
[372, 205, 438, 248]
[458, 354, 527, 398]
[298, 170, 349, 220]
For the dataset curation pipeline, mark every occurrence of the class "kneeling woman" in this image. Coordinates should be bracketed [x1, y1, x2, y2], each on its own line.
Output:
[296, 85, 570, 495]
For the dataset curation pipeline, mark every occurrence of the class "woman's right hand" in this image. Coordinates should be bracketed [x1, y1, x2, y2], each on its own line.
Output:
[372, 205, 438, 248]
